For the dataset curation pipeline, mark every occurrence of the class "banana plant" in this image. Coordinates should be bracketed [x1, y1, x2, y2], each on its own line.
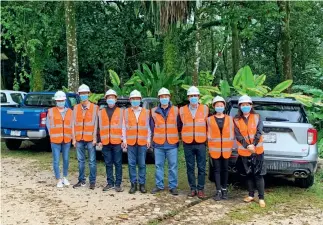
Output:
[108, 70, 131, 96]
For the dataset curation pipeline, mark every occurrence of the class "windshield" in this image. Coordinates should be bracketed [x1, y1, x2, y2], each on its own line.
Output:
[24, 94, 56, 107]
[229, 103, 307, 123]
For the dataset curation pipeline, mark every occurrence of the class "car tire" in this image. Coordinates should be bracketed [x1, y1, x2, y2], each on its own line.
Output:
[295, 175, 314, 188]
[5, 139, 22, 150]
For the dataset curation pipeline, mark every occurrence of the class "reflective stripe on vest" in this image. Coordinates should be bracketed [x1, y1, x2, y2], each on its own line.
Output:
[152, 106, 179, 145]
[179, 104, 208, 144]
[234, 114, 264, 157]
[48, 107, 73, 144]
[124, 108, 149, 146]
[98, 107, 123, 145]
[207, 115, 234, 159]
[73, 103, 98, 142]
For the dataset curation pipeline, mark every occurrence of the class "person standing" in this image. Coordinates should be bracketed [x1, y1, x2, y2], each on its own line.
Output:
[98, 89, 124, 192]
[207, 96, 234, 201]
[46, 91, 73, 188]
[150, 87, 181, 195]
[124, 90, 151, 194]
[180, 86, 209, 199]
[234, 95, 266, 208]
[72, 84, 98, 190]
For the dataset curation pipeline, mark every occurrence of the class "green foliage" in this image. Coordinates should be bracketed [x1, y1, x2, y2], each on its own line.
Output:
[89, 93, 104, 104]
[198, 71, 214, 86]
[108, 70, 130, 96]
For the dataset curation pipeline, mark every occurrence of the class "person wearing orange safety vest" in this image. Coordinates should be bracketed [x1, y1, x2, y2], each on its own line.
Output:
[72, 84, 99, 190]
[46, 91, 73, 188]
[180, 86, 209, 199]
[123, 90, 151, 194]
[97, 89, 125, 193]
[150, 87, 182, 196]
[234, 95, 266, 208]
[207, 96, 234, 201]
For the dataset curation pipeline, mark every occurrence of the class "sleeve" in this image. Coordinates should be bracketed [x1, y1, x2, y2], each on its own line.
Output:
[122, 117, 126, 143]
[147, 110, 151, 142]
[149, 114, 155, 139]
[97, 115, 101, 143]
[72, 108, 76, 143]
[46, 113, 50, 134]
[92, 105, 98, 143]
[253, 115, 264, 146]
[234, 119, 249, 149]
[177, 114, 183, 133]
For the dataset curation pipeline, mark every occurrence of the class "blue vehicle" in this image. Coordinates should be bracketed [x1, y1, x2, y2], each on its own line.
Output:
[1, 92, 80, 150]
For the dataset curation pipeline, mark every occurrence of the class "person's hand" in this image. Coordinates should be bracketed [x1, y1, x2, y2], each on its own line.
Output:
[247, 144, 255, 153]
[72, 140, 76, 147]
[147, 141, 151, 149]
[122, 142, 127, 149]
[98, 142, 103, 148]
[92, 140, 97, 146]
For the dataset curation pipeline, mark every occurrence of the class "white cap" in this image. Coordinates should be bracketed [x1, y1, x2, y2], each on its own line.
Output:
[212, 96, 225, 105]
[158, 87, 170, 96]
[238, 95, 253, 104]
[187, 86, 200, 96]
[53, 91, 66, 101]
[105, 89, 117, 97]
[78, 84, 90, 93]
[129, 90, 142, 98]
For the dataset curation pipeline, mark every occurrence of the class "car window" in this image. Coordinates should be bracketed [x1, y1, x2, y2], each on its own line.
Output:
[24, 94, 56, 107]
[0, 92, 7, 103]
[144, 100, 159, 110]
[10, 93, 24, 104]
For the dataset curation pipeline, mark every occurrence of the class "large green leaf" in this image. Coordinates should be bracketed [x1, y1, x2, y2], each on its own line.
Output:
[241, 66, 255, 89]
[255, 74, 266, 86]
[200, 95, 213, 105]
[108, 70, 120, 86]
[220, 80, 231, 98]
[233, 67, 243, 88]
[271, 80, 293, 93]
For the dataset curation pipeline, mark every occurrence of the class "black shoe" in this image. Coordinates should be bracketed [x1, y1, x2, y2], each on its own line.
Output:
[151, 187, 163, 194]
[89, 183, 95, 190]
[222, 189, 228, 200]
[213, 190, 222, 201]
[115, 186, 124, 192]
[129, 183, 137, 194]
[103, 184, 114, 192]
[73, 181, 86, 188]
[170, 188, 179, 196]
[139, 184, 147, 193]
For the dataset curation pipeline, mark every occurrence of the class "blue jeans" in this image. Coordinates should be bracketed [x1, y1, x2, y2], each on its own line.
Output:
[154, 148, 178, 190]
[51, 142, 71, 179]
[183, 143, 206, 191]
[127, 145, 147, 184]
[102, 144, 123, 187]
[76, 141, 97, 184]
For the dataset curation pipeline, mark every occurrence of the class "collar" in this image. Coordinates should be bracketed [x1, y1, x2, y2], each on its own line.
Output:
[131, 106, 142, 112]
[81, 101, 90, 110]
[189, 103, 199, 110]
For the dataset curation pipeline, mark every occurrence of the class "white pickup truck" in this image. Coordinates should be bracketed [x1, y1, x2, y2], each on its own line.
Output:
[0, 90, 27, 106]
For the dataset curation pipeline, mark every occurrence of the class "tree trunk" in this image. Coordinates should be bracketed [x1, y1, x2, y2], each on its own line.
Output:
[65, 1, 79, 93]
[278, 1, 292, 91]
[231, 20, 240, 76]
[193, 0, 202, 86]
[211, 28, 215, 72]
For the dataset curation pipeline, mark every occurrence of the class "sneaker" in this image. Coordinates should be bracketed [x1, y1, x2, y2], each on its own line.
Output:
[103, 184, 114, 192]
[188, 190, 197, 198]
[243, 196, 255, 203]
[62, 177, 70, 186]
[169, 188, 179, 196]
[57, 179, 63, 188]
[197, 190, 206, 199]
[222, 189, 228, 200]
[259, 199, 266, 208]
[151, 187, 163, 194]
[213, 190, 222, 201]
[89, 183, 95, 190]
[73, 181, 86, 188]
[115, 186, 124, 192]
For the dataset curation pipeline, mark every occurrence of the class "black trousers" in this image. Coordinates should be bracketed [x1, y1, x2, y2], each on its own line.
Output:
[212, 156, 229, 191]
[246, 174, 265, 199]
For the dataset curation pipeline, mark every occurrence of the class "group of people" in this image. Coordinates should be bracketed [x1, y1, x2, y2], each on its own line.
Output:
[46, 84, 266, 208]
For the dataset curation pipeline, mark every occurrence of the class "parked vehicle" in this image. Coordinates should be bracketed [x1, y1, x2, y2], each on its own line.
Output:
[1, 92, 80, 150]
[208, 97, 319, 188]
[0, 90, 27, 106]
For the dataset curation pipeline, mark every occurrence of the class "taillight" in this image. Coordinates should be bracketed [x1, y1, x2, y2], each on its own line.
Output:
[307, 128, 317, 145]
[40, 112, 47, 128]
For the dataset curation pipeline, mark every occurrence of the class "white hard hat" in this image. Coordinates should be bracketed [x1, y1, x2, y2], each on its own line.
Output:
[238, 95, 253, 104]
[78, 84, 90, 93]
[212, 96, 225, 105]
[129, 90, 142, 98]
[187, 86, 200, 96]
[53, 91, 66, 101]
[105, 89, 117, 97]
[158, 87, 170, 96]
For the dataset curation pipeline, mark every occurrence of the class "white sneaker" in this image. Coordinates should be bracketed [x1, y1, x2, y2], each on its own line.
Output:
[62, 177, 70, 186]
[57, 179, 64, 188]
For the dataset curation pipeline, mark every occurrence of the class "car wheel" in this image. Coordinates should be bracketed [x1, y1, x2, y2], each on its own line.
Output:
[295, 175, 314, 188]
[5, 139, 22, 150]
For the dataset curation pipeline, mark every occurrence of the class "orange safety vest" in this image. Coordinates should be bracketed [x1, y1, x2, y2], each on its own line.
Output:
[73, 103, 98, 142]
[124, 108, 149, 146]
[151, 106, 179, 145]
[98, 107, 123, 145]
[180, 104, 208, 144]
[48, 107, 73, 144]
[207, 115, 234, 159]
[234, 113, 264, 157]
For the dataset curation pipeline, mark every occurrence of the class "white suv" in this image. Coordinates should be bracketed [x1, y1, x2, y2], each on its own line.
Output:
[0, 90, 27, 106]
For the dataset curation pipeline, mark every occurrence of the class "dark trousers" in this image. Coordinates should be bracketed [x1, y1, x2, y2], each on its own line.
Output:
[247, 174, 265, 199]
[212, 157, 229, 191]
[183, 143, 206, 191]
[102, 144, 123, 187]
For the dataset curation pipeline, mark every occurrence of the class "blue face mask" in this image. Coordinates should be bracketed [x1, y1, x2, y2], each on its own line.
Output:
[56, 101, 65, 108]
[241, 105, 252, 113]
[189, 97, 199, 104]
[215, 106, 224, 113]
[80, 94, 88, 102]
[160, 97, 170, 105]
[131, 100, 140, 107]
[106, 99, 116, 105]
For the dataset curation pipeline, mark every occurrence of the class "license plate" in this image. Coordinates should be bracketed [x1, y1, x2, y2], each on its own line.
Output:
[10, 130, 21, 136]
[263, 133, 276, 143]
[266, 161, 291, 171]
